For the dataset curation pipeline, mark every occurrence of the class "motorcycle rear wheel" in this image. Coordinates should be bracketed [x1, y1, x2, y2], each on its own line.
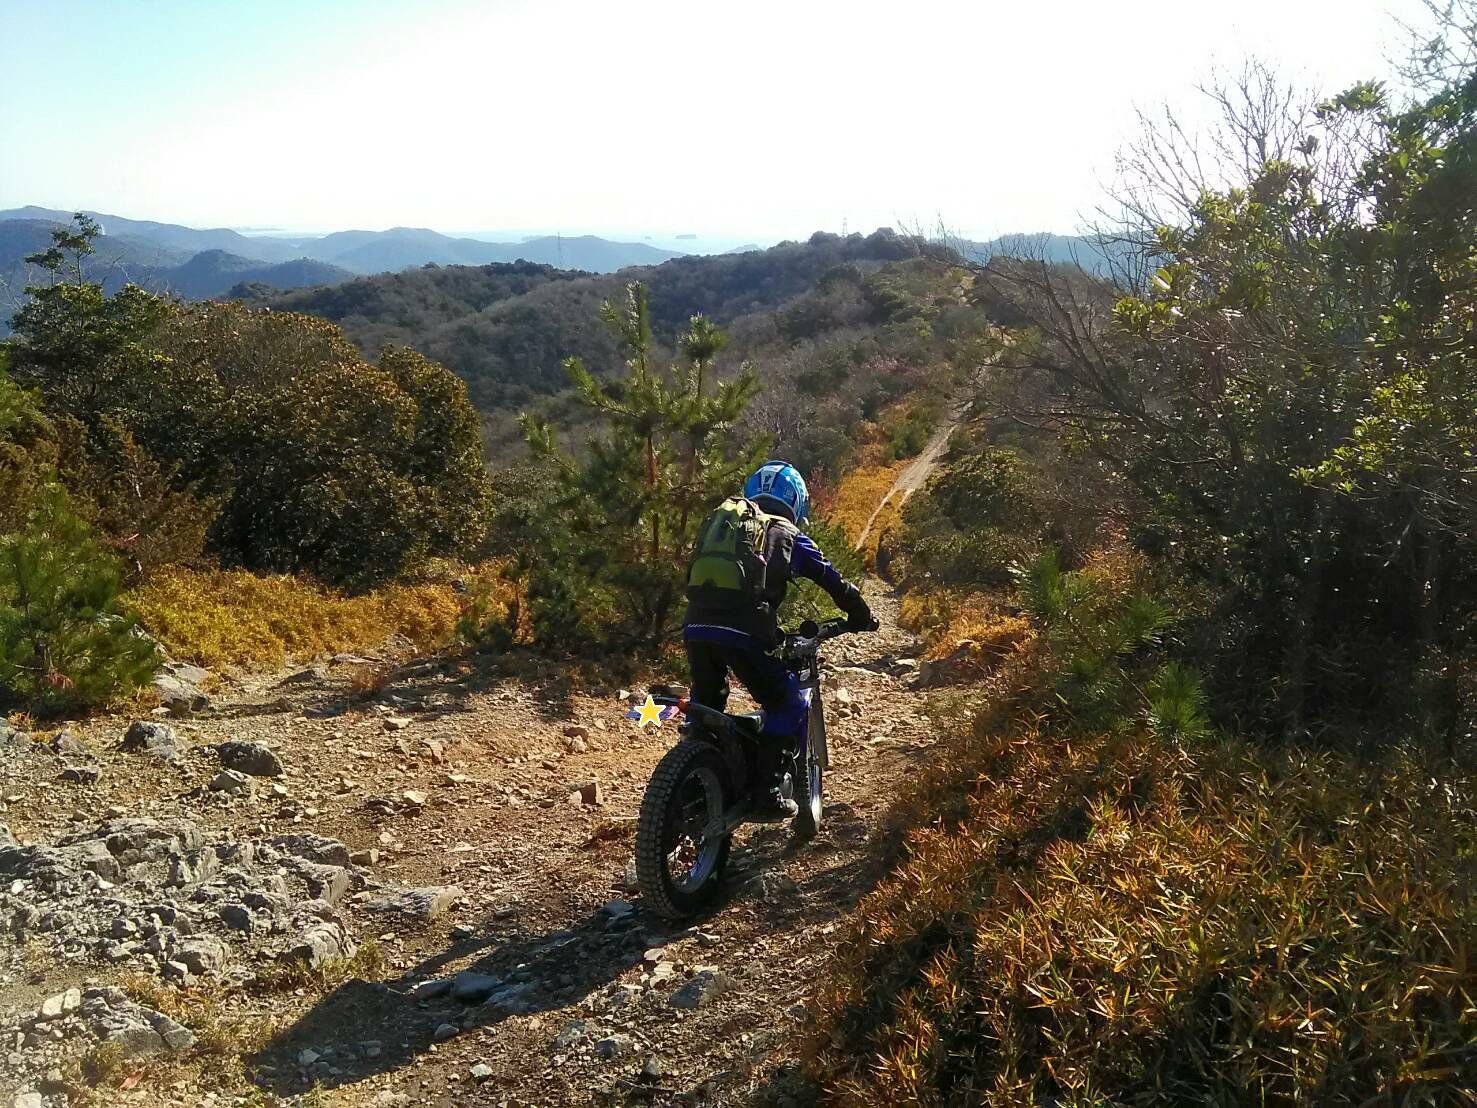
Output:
[636, 740, 732, 919]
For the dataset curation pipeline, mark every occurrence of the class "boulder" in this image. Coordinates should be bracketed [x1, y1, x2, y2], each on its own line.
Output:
[218, 903, 254, 933]
[595, 1033, 636, 1059]
[282, 921, 355, 970]
[748, 870, 800, 900]
[120, 721, 182, 764]
[48, 729, 90, 757]
[366, 885, 463, 923]
[668, 968, 728, 1009]
[82, 986, 195, 1056]
[209, 769, 255, 797]
[553, 1019, 589, 1049]
[217, 740, 284, 777]
[59, 763, 102, 785]
[165, 847, 219, 887]
[449, 971, 502, 1004]
[270, 833, 354, 869]
[37, 987, 81, 1021]
[567, 780, 603, 807]
[174, 936, 229, 976]
[153, 666, 210, 716]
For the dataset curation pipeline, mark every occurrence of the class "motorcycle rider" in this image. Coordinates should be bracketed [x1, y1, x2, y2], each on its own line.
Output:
[682, 461, 876, 818]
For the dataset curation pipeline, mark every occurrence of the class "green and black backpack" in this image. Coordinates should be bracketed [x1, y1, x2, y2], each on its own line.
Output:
[686, 497, 783, 611]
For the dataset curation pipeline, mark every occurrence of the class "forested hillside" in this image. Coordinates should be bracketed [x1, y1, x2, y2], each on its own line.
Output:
[257, 228, 985, 466]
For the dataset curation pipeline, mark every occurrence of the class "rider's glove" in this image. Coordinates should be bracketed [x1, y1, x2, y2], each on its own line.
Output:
[840, 583, 878, 632]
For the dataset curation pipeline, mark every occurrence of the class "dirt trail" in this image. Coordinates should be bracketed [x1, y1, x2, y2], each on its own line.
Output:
[854, 408, 961, 550]
[0, 580, 938, 1106]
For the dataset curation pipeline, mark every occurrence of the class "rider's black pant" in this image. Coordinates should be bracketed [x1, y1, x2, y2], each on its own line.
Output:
[685, 640, 805, 741]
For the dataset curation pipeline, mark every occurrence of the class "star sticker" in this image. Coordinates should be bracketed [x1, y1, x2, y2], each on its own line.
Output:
[633, 694, 666, 728]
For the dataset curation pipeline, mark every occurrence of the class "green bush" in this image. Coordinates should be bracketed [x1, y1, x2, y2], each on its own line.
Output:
[4, 225, 493, 589]
[0, 349, 57, 532]
[986, 39, 1477, 740]
[1016, 549, 1188, 734]
[897, 447, 1050, 589]
[0, 486, 158, 715]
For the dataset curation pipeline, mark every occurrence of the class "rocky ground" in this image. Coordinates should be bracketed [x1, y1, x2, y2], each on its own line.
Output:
[0, 582, 939, 1107]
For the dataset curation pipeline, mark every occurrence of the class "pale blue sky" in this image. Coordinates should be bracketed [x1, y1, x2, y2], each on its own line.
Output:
[1, 0, 1424, 240]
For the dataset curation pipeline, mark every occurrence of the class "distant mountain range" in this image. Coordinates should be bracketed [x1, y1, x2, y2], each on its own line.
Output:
[0, 206, 689, 332]
[0, 206, 1114, 340]
[0, 206, 682, 274]
[956, 232, 1122, 274]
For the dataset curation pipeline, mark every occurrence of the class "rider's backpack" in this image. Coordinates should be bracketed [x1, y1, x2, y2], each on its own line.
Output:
[686, 497, 781, 611]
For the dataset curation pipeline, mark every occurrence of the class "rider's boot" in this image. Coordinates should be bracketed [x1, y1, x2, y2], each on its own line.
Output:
[750, 744, 799, 821]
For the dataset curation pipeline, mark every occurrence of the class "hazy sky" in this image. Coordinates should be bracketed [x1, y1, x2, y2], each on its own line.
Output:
[1, 0, 1423, 241]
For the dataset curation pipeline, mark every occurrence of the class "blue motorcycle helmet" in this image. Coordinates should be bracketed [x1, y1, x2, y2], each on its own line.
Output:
[744, 460, 810, 524]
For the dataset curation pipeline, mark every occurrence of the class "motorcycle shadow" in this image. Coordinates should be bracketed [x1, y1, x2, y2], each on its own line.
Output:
[248, 800, 882, 1096]
[246, 901, 656, 1095]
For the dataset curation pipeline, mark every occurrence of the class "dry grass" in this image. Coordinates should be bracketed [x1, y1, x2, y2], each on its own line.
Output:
[58, 942, 390, 1104]
[55, 973, 286, 1106]
[817, 461, 908, 570]
[808, 706, 1477, 1105]
[823, 462, 907, 546]
[124, 565, 513, 670]
[255, 935, 387, 993]
[811, 542, 1477, 1103]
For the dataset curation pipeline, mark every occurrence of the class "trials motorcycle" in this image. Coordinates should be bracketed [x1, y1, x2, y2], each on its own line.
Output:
[634, 617, 858, 919]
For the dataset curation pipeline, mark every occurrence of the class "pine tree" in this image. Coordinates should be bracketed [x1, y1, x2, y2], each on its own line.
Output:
[521, 282, 766, 654]
[0, 485, 159, 715]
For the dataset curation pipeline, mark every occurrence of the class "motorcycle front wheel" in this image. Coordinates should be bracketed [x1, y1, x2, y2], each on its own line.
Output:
[792, 697, 825, 841]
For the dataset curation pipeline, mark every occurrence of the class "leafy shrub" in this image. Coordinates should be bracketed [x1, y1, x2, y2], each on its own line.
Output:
[0, 486, 158, 714]
[882, 408, 933, 462]
[0, 349, 58, 531]
[897, 448, 1051, 589]
[124, 566, 486, 670]
[58, 415, 218, 583]
[903, 525, 1037, 589]
[1143, 660, 1209, 742]
[1016, 549, 1188, 733]
[5, 226, 493, 589]
[927, 447, 1041, 531]
[151, 304, 491, 587]
[984, 45, 1477, 741]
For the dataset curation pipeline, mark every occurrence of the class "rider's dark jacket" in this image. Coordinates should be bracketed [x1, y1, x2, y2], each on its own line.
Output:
[682, 521, 851, 649]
